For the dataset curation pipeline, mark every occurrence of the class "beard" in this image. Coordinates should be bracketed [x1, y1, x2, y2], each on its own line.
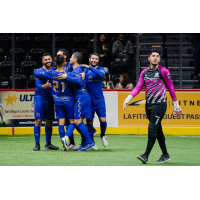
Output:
[90, 62, 98, 67]
[44, 62, 52, 68]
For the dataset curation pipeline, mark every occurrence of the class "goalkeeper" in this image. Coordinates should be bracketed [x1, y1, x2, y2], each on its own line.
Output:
[123, 49, 183, 164]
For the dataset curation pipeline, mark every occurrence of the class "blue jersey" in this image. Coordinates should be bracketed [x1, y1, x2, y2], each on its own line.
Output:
[64, 62, 73, 72]
[86, 66, 105, 105]
[34, 66, 56, 99]
[67, 66, 88, 99]
[34, 69, 82, 106]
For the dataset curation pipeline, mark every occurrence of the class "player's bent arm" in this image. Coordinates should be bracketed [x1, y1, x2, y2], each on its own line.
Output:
[161, 67, 183, 117]
[33, 69, 53, 80]
[66, 73, 83, 87]
[123, 71, 145, 109]
[88, 66, 105, 78]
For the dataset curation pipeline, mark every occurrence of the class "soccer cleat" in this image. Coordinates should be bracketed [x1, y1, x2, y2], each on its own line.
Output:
[157, 154, 171, 163]
[89, 144, 98, 150]
[67, 144, 77, 151]
[80, 142, 95, 151]
[101, 136, 108, 147]
[44, 143, 59, 150]
[33, 143, 40, 151]
[137, 154, 148, 164]
[61, 137, 68, 151]
[74, 145, 85, 151]
[93, 128, 98, 136]
[65, 136, 69, 147]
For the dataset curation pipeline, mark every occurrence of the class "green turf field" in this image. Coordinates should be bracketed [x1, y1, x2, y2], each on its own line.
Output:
[0, 134, 200, 166]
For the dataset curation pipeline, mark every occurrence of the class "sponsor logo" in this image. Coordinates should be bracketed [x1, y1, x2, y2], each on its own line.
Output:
[154, 72, 159, 78]
[4, 95, 18, 106]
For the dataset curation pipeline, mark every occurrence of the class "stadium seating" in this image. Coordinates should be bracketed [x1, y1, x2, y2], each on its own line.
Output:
[9, 74, 27, 89]
[0, 49, 4, 62]
[35, 36, 51, 51]
[27, 75, 35, 88]
[10, 48, 26, 67]
[74, 36, 89, 48]
[0, 61, 13, 81]
[110, 61, 129, 75]
[55, 36, 71, 50]
[0, 36, 11, 52]
[21, 61, 38, 79]
[30, 48, 46, 66]
[16, 36, 32, 52]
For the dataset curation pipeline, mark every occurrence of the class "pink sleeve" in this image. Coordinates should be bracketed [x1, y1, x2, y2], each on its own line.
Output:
[160, 66, 177, 101]
[130, 70, 145, 98]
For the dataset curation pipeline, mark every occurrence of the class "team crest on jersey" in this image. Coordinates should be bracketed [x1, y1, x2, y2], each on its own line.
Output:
[154, 72, 159, 78]
[167, 73, 170, 79]
[89, 75, 93, 79]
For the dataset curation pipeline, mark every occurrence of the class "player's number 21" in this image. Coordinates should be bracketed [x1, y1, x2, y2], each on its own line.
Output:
[53, 80, 65, 93]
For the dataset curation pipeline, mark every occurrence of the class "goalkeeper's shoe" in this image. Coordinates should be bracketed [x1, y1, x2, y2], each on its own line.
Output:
[33, 143, 40, 151]
[157, 154, 171, 163]
[93, 128, 98, 136]
[44, 143, 59, 150]
[137, 154, 148, 164]
[80, 142, 95, 151]
[61, 137, 68, 151]
[101, 136, 108, 147]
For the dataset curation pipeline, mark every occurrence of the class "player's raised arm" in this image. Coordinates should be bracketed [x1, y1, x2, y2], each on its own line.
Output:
[123, 70, 145, 109]
[33, 69, 53, 80]
[81, 64, 105, 78]
[160, 66, 183, 117]
[66, 72, 83, 87]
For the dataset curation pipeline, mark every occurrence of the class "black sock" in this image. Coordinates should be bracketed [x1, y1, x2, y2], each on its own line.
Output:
[36, 142, 40, 145]
[69, 134, 75, 145]
[46, 141, 51, 145]
[144, 137, 156, 157]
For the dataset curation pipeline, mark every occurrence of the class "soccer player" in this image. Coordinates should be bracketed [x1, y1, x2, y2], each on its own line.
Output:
[81, 53, 108, 147]
[34, 55, 83, 151]
[123, 49, 183, 164]
[33, 53, 59, 151]
[58, 52, 95, 151]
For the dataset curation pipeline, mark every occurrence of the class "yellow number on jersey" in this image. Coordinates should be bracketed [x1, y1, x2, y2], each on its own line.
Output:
[53, 80, 59, 93]
[61, 82, 65, 93]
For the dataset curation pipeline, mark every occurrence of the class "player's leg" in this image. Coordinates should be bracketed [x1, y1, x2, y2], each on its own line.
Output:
[65, 119, 76, 147]
[156, 123, 171, 163]
[44, 99, 59, 150]
[33, 98, 45, 151]
[87, 119, 94, 142]
[96, 102, 108, 147]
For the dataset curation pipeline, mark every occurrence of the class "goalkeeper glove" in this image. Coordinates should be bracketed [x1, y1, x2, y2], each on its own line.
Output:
[123, 95, 133, 110]
[173, 100, 183, 117]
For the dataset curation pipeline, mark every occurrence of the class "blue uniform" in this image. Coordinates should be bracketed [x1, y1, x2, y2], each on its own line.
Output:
[86, 66, 106, 120]
[34, 67, 56, 120]
[34, 69, 82, 120]
[67, 66, 92, 119]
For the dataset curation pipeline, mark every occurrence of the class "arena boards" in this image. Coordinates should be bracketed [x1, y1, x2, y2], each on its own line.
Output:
[0, 89, 200, 135]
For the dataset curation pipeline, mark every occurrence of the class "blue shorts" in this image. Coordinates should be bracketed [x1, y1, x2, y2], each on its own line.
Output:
[74, 94, 92, 119]
[34, 97, 54, 120]
[88, 101, 106, 121]
[55, 101, 74, 119]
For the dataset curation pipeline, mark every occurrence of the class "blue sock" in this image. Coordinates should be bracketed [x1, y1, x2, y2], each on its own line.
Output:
[34, 125, 40, 143]
[65, 120, 70, 135]
[77, 122, 93, 144]
[45, 126, 52, 142]
[87, 124, 94, 142]
[76, 126, 86, 146]
[100, 121, 107, 137]
[66, 123, 75, 138]
[58, 125, 65, 139]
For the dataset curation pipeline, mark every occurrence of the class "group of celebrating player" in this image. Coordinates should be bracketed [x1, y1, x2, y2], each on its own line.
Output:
[33, 47, 184, 164]
[33, 49, 108, 151]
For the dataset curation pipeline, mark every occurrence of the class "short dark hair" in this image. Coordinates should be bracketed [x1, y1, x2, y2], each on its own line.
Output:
[73, 52, 83, 64]
[55, 55, 65, 66]
[89, 53, 100, 58]
[42, 52, 51, 59]
[58, 49, 70, 62]
[149, 49, 161, 56]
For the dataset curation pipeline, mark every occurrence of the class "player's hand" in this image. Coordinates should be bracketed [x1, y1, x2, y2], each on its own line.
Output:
[43, 80, 52, 89]
[173, 100, 183, 117]
[58, 71, 67, 80]
[80, 72, 85, 81]
[123, 95, 133, 110]
[80, 64, 89, 69]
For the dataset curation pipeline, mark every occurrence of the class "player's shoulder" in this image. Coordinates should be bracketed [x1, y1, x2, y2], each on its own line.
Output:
[158, 65, 169, 74]
[140, 67, 149, 75]
[52, 67, 56, 70]
[98, 66, 105, 70]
